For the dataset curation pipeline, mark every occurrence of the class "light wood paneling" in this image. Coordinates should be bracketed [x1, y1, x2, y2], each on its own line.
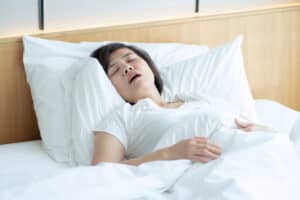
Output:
[0, 41, 39, 143]
[0, 4, 299, 144]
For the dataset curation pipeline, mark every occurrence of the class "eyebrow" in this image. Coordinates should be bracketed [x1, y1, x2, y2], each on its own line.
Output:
[108, 52, 133, 69]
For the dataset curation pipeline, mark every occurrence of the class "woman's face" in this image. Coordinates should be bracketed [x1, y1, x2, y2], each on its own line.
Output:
[107, 48, 155, 103]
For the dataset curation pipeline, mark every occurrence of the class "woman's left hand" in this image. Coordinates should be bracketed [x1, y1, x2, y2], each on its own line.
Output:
[235, 118, 275, 132]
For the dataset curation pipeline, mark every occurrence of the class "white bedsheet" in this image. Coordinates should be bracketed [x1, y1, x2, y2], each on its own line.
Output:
[0, 141, 69, 190]
[255, 99, 299, 134]
[167, 134, 300, 200]
[0, 99, 299, 200]
[2, 119, 300, 200]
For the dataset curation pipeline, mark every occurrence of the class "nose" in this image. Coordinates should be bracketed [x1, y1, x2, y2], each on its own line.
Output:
[123, 64, 134, 75]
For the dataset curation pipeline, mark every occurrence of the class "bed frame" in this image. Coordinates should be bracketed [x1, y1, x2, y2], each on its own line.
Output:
[0, 3, 299, 144]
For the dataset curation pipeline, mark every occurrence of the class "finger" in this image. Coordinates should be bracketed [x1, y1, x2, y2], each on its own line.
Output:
[191, 156, 210, 163]
[194, 140, 207, 147]
[194, 136, 208, 143]
[194, 139, 221, 151]
[208, 142, 221, 150]
[194, 148, 220, 159]
[192, 138, 208, 148]
[235, 118, 252, 128]
[242, 126, 269, 132]
[203, 148, 220, 159]
[207, 144, 222, 155]
[193, 140, 221, 155]
[235, 118, 246, 128]
[241, 127, 253, 132]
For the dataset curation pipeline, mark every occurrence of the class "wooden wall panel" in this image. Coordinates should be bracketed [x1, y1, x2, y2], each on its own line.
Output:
[0, 41, 39, 143]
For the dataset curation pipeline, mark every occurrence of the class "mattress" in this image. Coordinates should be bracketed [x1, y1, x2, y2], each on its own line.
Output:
[0, 99, 299, 191]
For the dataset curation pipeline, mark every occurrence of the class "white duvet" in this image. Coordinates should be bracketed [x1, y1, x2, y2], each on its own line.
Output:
[2, 111, 300, 200]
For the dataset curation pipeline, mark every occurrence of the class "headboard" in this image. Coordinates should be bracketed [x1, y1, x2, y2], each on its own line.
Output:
[0, 3, 299, 144]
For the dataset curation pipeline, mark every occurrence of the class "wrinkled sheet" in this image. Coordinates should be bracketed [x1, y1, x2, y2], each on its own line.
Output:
[166, 134, 300, 200]
[0, 160, 190, 200]
[2, 113, 300, 200]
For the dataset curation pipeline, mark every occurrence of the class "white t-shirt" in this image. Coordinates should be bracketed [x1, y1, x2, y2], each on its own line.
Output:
[93, 93, 239, 158]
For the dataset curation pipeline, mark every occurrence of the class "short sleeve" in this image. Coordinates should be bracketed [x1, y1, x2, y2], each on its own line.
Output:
[93, 110, 128, 151]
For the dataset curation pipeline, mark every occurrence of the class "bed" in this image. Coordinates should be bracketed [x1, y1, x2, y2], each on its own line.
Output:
[1, 3, 300, 200]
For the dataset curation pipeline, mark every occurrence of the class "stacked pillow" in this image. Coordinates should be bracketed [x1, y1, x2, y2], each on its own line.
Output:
[161, 36, 257, 121]
[62, 58, 124, 165]
[23, 36, 210, 164]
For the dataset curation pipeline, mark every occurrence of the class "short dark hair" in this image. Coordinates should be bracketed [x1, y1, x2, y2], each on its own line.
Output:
[90, 43, 163, 94]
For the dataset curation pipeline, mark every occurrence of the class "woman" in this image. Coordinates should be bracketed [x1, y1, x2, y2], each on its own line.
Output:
[90, 43, 273, 166]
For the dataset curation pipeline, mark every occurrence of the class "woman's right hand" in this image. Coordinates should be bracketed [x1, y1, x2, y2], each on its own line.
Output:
[166, 136, 222, 163]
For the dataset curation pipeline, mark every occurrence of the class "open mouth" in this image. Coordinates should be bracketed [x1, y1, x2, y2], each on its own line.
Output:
[129, 74, 141, 84]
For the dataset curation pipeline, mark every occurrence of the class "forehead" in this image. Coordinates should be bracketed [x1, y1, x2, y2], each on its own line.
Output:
[109, 48, 136, 62]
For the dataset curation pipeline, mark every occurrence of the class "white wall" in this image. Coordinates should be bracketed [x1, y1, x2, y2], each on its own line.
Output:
[199, 0, 299, 13]
[0, 0, 299, 36]
[44, 0, 194, 31]
[0, 0, 38, 36]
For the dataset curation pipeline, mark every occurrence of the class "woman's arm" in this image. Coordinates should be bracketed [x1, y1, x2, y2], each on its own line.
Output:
[91, 132, 125, 165]
[91, 131, 170, 166]
[92, 132, 222, 166]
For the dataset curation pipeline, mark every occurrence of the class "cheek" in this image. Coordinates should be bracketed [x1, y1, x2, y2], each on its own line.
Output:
[111, 78, 127, 93]
[138, 61, 154, 77]
[145, 67, 155, 80]
[111, 78, 121, 88]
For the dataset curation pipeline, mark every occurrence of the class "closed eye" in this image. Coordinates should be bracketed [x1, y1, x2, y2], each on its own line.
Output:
[127, 55, 137, 63]
[108, 66, 120, 77]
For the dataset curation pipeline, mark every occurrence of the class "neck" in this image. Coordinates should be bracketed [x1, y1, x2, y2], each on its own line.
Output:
[133, 86, 167, 107]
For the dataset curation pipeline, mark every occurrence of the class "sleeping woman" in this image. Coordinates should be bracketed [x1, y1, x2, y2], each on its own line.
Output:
[90, 43, 274, 166]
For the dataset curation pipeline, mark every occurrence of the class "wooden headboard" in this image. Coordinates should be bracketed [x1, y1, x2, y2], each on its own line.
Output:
[0, 4, 299, 144]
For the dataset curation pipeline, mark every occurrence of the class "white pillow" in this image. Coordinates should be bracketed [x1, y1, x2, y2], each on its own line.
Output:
[23, 36, 93, 163]
[160, 36, 257, 122]
[23, 56, 78, 162]
[23, 35, 208, 163]
[63, 58, 124, 165]
[290, 115, 300, 158]
[23, 36, 92, 58]
[255, 99, 299, 134]
[290, 114, 300, 141]
[81, 41, 210, 68]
